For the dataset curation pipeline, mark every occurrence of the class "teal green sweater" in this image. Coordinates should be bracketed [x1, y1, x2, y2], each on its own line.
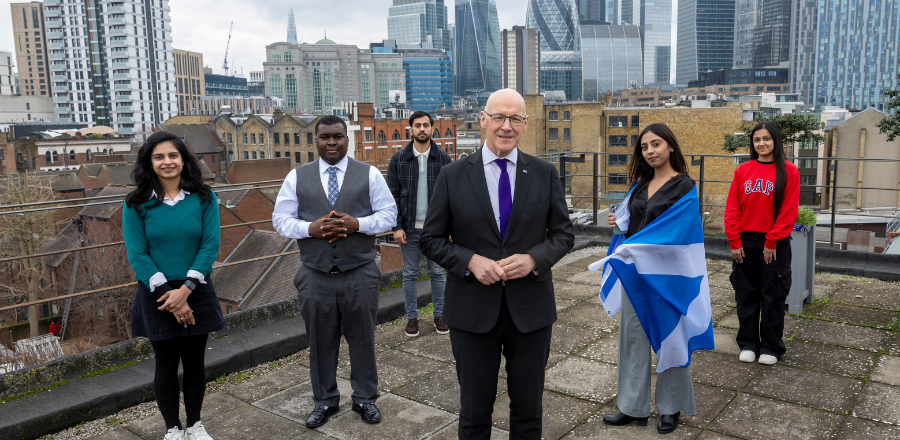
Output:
[122, 191, 220, 288]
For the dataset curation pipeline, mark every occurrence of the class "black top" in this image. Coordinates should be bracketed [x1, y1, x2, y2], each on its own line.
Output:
[625, 175, 696, 239]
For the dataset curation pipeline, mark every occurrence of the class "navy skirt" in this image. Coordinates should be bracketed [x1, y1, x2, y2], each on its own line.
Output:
[131, 278, 226, 341]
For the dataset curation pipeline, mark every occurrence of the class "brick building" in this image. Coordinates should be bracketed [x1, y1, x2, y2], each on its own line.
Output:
[353, 103, 457, 172]
[210, 111, 321, 168]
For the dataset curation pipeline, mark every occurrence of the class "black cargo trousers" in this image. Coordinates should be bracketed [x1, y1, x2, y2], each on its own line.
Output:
[730, 232, 792, 359]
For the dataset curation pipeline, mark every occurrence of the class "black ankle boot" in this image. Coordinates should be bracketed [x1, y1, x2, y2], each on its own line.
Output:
[602, 412, 649, 426]
[657, 412, 680, 434]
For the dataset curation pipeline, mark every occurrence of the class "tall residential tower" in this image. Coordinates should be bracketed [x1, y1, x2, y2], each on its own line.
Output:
[454, 0, 501, 96]
[10, 2, 51, 97]
[501, 26, 541, 95]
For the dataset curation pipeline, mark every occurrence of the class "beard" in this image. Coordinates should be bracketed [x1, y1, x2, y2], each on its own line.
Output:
[415, 132, 432, 144]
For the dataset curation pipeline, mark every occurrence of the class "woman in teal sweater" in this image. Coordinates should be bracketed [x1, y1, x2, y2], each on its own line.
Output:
[123, 131, 224, 440]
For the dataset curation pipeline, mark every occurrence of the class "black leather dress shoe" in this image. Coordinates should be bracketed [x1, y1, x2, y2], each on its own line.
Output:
[352, 402, 382, 424]
[657, 412, 680, 434]
[602, 412, 649, 426]
[305, 405, 338, 428]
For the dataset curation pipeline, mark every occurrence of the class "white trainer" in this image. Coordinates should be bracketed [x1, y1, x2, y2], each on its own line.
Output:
[758, 354, 777, 365]
[162, 427, 185, 440]
[185, 421, 214, 440]
[739, 350, 756, 363]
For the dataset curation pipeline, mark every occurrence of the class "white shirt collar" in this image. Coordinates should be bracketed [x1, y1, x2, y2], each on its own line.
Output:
[319, 156, 349, 174]
[481, 143, 518, 166]
[413, 144, 429, 158]
[151, 189, 190, 206]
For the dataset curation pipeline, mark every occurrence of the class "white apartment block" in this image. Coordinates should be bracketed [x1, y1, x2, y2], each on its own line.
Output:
[43, 0, 176, 134]
[1, 51, 14, 95]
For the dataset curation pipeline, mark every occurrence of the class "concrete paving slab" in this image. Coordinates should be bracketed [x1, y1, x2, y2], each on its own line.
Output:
[566, 255, 607, 270]
[886, 332, 900, 356]
[677, 383, 737, 429]
[783, 314, 808, 336]
[123, 392, 243, 439]
[709, 304, 732, 323]
[550, 320, 611, 354]
[794, 319, 891, 352]
[318, 393, 457, 440]
[711, 327, 739, 356]
[553, 264, 591, 281]
[546, 351, 568, 369]
[577, 332, 619, 364]
[554, 280, 601, 302]
[253, 378, 355, 424]
[708, 286, 736, 308]
[689, 351, 760, 390]
[224, 365, 309, 403]
[695, 430, 742, 439]
[557, 301, 619, 331]
[489, 389, 600, 440]
[544, 356, 617, 403]
[813, 283, 841, 298]
[565, 270, 603, 286]
[781, 339, 878, 379]
[426, 421, 508, 440]
[852, 381, 900, 425]
[707, 271, 733, 291]
[715, 311, 739, 329]
[745, 364, 863, 413]
[830, 285, 900, 310]
[375, 321, 435, 349]
[343, 349, 448, 392]
[708, 393, 844, 440]
[870, 354, 900, 386]
[815, 303, 898, 329]
[288, 429, 340, 439]
[835, 417, 900, 439]
[397, 331, 455, 363]
[203, 402, 307, 439]
[90, 427, 143, 440]
[563, 407, 702, 439]
[392, 365, 507, 415]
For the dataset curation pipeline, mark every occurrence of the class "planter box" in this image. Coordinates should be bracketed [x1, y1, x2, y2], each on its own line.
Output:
[787, 225, 816, 314]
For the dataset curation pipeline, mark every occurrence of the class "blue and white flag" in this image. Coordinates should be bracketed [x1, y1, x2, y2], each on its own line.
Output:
[588, 185, 714, 372]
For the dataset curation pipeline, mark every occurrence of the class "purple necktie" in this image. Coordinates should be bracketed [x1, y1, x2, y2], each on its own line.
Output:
[496, 158, 511, 239]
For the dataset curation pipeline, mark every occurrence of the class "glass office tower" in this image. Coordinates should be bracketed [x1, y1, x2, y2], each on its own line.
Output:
[580, 24, 642, 100]
[388, 0, 452, 50]
[525, 0, 581, 51]
[734, 0, 790, 69]
[789, 0, 900, 111]
[454, 0, 501, 96]
[398, 49, 453, 110]
[605, 0, 671, 85]
[676, 0, 735, 84]
[540, 51, 582, 100]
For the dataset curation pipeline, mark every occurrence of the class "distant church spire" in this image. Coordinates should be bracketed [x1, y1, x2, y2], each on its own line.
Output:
[287, 8, 298, 45]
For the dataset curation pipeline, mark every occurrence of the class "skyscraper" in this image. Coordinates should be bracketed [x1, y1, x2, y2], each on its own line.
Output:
[387, 0, 452, 50]
[41, 0, 176, 133]
[454, 0, 501, 96]
[525, 0, 581, 51]
[578, 0, 605, 23]
[733, 0, 790, 69]
[287, 8, 298, 45]
[676, 0, 735, 84]
[10, 2, 51, 97]
[502, 26, 541, 95]
[790, 0, 900, 111]
[580, 24, 642, 100]
[605, 0, 671, 85]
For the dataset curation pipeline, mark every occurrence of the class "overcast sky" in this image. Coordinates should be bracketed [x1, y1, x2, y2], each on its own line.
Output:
[1, 0, 677, 80]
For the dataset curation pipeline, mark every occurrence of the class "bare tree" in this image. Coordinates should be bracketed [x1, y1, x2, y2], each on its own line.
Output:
[0, 174, 69, 338]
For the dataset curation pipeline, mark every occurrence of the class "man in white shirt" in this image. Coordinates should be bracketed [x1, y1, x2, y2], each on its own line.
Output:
[273, 115, 397, 428]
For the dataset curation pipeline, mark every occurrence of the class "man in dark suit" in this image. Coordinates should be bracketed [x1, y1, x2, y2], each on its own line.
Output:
[420, 89, 574, 439]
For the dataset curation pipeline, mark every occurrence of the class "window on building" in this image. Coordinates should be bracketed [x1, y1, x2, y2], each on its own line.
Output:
[227, 133, 232, 143]
[799, 139, 818, 150]
[243, 133, 248, 144]
[445, 143, 453, 153]
[549, 111, 558, 121]
[364, 129, 371, 142]
[631, 135, 639, 146]
[69, 150, 75, 161]
[45, 151, 52, 163]
[609, 173, 627, 185]
[378, 131, 386, 146]
[260, 152, 265, 159]
[307, 132, 313, 144]
[252, 151, 257, 159]
[392, 130, 400, 140]
[609, 116, 628, 127]
[800, 175, 816, 186]
[609, 135, 628, 147]
[308, 152, 314, 162]
[295, 152, 302, 164]
[563, 111, 570, 121]
[86, 150, 92, 161]
[229, 151, 234, 161]
[243, 151, 249, 160]
[294, 133, 301, 144]
[251, 133, 256, 144]
[274, 133, 280, 144]
[608, 154, 628, 166]
[631, 115, 639, 127]
[275, 152, 281, 158]
[549, 150, 559, 163]
[798, 159, 816, 169]
[445, 128, 452, 138]
[283, 133, 290, 145]
[563, 128, 570, 142]
[259, 134, 264, 144]
[549, 128, 558, 141]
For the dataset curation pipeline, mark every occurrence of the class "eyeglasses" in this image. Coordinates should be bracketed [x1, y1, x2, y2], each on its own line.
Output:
[485, 113, 526, 126]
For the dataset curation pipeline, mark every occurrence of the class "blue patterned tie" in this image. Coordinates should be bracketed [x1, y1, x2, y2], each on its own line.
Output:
[327, 166, 339, 206]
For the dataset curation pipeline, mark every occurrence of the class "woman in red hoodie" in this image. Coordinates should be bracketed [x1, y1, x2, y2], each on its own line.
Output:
[724, 121, 799, 366]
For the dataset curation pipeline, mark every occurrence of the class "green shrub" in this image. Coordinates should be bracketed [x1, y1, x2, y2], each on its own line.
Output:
[795, 207, 816, 228]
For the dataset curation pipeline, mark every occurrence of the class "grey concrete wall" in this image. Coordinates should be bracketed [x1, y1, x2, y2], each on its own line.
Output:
[833, 108, 900, 210]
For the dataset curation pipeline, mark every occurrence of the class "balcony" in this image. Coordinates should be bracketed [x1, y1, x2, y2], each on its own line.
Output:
[47, 42, 65, 50]
[118, 127, 135, 134]
[52, 96, 71, 103]
[109, 28, 127, 35]
[51, 86, 69, 93]
[49, 63, 66, 71]
[42, 0, 61, 5]
[116, 106, 133, 111]
[49, 53, 67, 60]
[108, 17, 127, 24]
[111, 62, 130, 69]
[117, 117, 134, 122]
[54, 117, 73, 123]
[46, 30, 64, 39]
[113, 73, 131, 79]
[50, 74, 68, 81]
[109, 39, 128, 47]
[115, 94, 132, 101]
[113, 83, 132, 89]
[54, 106, 71, 112]
[43, 8, 61, 17]
[108, 6, 125, 13]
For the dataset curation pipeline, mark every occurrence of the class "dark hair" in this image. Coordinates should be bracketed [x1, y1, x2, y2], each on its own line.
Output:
[749, 121, 787, 219]
[315, 115, 347, 135]
[626, 123, 690, 207]
[408, 110, 434, 127]
[125, 131, 213, 213]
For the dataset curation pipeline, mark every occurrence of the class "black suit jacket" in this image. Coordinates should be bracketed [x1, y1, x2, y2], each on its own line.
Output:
[420, 147, 574, 333]
[386, 140, 454, 232]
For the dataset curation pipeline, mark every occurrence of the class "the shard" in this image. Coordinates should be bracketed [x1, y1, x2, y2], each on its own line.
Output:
[287, 8, 298, 45]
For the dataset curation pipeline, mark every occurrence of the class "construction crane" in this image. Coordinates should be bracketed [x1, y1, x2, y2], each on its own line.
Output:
[222, 21, 233, 73]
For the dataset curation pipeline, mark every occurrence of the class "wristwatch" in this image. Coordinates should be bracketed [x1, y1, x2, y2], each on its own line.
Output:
[183, 280, 197, 292]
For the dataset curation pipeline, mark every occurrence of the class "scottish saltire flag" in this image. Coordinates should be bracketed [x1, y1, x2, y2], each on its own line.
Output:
[588, 185, 714, 372]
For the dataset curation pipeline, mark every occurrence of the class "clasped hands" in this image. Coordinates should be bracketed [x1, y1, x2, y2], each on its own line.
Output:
[157, 285, 195, 325]
[467, 253, 536, 285]
[309, 210, 360, 243]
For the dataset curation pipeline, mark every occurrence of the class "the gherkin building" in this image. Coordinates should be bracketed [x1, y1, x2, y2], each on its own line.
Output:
[525, 0, 581, 51]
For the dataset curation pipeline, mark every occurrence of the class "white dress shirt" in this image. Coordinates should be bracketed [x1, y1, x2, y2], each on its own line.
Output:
[272, 156, 398, 239]
[147, 189, 206, 291]
[481, 144, 518, 232]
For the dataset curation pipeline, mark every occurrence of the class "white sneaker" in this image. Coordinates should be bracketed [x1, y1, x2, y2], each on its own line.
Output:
[163, 427, 184, 440]
[185, 421, 214, 440]
[758, 354, 777, 365]
[739, 350, 756, 363]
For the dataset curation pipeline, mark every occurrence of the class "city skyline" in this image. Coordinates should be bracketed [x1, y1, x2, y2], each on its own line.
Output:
[0, 0, 680, 85]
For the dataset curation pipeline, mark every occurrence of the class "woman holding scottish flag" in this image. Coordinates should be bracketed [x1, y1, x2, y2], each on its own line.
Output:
[724, 121, 799, 366]
[592, 123, 714, 435]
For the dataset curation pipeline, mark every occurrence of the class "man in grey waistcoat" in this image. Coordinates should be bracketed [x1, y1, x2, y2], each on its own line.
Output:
[273, 115, 397, 428]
